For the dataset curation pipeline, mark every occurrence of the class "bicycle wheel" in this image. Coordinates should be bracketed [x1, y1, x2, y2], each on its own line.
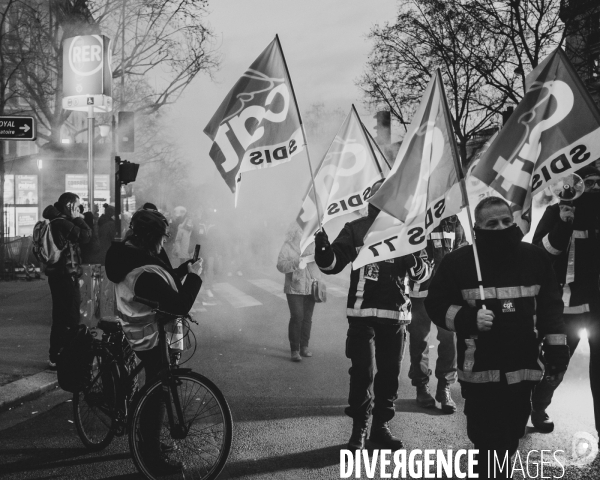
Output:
[129, 371, 233, 480]
[73, 354, 117, 450]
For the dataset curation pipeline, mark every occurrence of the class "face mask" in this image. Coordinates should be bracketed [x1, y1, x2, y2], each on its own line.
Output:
[474, 224, 523, 252]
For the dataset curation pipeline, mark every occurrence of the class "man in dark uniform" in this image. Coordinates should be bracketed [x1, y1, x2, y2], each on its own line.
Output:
[314, 180, 432, 451]
[531, 165, 600, 436]
[408, 215, 467, 413]
[425, 196, 569, 478]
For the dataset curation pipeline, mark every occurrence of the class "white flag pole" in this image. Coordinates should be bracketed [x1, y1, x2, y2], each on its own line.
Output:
[438, 69, 487, 308]
[275, 35, 323, 229]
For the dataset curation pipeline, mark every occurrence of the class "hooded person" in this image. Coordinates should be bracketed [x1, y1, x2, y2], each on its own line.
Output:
[42, 192, 92, 369]
[314, 179, 433, 451]
[105, 208, 203, 473]
[425, 196, 569, 479]
[531, 165, 600, 436]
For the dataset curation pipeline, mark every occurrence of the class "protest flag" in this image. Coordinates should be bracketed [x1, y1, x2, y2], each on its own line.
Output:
[296, 105, 387, 253]
[204, 35, 304, 195]
[472, 48, 600, 223]
[353, 69, 465, 269]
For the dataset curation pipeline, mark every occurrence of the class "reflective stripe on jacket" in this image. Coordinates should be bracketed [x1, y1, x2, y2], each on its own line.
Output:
[425, 242, 566, 388]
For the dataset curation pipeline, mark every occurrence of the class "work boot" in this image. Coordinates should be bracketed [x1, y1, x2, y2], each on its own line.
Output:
[347, 420, 368, 450]
[300, 347, 313, 357]
[531, 409, 554, 433]
[291, 351, 302, 362]
[416, 384, 435, 408]
[435, 384, 457, 414]
[369, 419, 404, 450]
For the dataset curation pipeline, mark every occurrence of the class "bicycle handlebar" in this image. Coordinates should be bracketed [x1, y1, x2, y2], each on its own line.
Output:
[133, 295, 159, 309]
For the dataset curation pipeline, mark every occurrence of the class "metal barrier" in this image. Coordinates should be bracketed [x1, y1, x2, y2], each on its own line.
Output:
[1, 236, 40, 280]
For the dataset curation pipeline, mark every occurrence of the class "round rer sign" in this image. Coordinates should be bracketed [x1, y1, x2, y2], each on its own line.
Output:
[62, 34, 113, 112]
[69, 35, 104, 76]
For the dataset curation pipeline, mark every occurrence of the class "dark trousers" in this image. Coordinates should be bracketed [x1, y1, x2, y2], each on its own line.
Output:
[532, 311, 600, 433]
[48, 273, 81, 362]
[465, 381, 534, 479]
[407, 297, 457, 387]
[135, 347, 166, 455]
[286, 294, 315, 352]
[345, 318, 406, 424]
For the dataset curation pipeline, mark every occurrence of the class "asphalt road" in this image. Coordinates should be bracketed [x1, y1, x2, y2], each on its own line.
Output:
[0, 267, 599, 479]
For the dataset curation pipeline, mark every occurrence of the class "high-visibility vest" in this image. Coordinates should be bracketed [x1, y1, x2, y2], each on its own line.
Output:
[115, 265, 187, 351]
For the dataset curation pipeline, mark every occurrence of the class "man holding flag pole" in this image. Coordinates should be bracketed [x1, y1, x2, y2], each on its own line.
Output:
[348, 66, 568, 476]
[471, 47, 600, 439]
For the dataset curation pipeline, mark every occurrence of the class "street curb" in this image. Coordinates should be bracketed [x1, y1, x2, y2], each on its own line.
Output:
[0, 371, 59, 412]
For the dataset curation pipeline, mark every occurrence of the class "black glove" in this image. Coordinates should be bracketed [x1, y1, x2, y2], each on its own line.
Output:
[314, 229, 330, 252]
[314, 229, 334, 269]
[542, 344, 570, 376]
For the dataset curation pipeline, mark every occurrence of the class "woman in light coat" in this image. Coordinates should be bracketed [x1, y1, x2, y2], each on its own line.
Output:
[276, 222, 321, 362]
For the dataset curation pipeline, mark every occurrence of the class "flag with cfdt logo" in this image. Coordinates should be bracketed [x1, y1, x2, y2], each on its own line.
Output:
[204, 35, 303, 194]
[296, 105, 389, 254]
[472, 48, 600, 212]
[353, 70, 465, 270]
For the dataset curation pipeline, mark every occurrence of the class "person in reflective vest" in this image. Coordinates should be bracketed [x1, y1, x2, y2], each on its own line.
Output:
[425, 197, 569, 479]
[531, 165, 600, 435]
[407, 215, 468, 413]
[314, 180, 433, 452]
[105, 208, 202, 473]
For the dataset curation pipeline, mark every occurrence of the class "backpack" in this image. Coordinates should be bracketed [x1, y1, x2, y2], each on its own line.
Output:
[56, 325, 95, 393]
[32, 219, 64, 265]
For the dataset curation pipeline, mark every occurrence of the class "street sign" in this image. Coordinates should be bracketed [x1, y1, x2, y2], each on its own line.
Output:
[0, 116, 36, 141]
[62, 35, 113, 112]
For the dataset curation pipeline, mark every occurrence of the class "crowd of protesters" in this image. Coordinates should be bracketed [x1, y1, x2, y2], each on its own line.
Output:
[38, 162, 600, 479]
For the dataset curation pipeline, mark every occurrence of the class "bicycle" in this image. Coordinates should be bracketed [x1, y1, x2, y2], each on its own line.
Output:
[72, 296, 233, 480]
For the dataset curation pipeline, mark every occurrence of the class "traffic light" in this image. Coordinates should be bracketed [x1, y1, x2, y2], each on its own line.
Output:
[118, 111, 135, 152]
[119, 159, 139, 185]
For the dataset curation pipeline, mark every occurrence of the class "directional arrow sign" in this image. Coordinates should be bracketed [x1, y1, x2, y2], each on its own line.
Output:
[0, 116, 36, 141]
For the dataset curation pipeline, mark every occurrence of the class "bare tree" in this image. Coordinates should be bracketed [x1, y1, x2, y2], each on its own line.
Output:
[8, 0, 219, 144]
[359, 0, 509, 164]
[0, 0, 40, 271]
[460, 0, 566, 103]
[89, 0, 219, 114]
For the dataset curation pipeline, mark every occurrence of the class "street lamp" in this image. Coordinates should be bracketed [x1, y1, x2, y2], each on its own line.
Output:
[98, 124, 111, 139]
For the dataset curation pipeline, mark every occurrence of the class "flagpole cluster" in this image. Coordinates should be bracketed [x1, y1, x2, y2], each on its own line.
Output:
[275, 34, 323, 230]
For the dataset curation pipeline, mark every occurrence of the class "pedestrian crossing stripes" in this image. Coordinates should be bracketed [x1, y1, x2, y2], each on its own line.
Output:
[205, 278, 348, 308]
[247, 279, 287, 300]
[212, 283, 263, 308]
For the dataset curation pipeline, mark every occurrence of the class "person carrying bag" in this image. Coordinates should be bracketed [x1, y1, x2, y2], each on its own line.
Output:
[276, 222, 323, 362]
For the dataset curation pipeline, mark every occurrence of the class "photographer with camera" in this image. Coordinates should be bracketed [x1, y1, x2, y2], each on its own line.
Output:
[42, 192, 92, 369]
